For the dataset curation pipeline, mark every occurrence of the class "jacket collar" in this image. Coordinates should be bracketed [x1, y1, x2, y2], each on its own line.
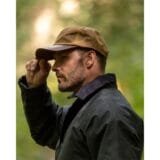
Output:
[72, 73, 117, 100]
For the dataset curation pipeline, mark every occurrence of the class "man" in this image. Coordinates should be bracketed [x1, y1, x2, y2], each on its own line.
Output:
[18, 26, 143, 160]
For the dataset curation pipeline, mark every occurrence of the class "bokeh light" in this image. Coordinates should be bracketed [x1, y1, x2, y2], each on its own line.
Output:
[34, 9, 53, 44]
[59, 0, 79, 16]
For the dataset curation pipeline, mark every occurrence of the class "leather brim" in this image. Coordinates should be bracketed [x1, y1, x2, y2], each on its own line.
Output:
[35, 44, 77, 60]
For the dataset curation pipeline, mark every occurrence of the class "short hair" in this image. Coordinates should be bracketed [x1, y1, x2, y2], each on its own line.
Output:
[76, 47, 107, 72]
[95, 51, 107, 72]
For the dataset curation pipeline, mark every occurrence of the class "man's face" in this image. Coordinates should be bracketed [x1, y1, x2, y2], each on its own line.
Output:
[52, 49, 86, 92]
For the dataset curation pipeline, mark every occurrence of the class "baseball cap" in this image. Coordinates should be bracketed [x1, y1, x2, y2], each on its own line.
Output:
[36, 26, 109, 60]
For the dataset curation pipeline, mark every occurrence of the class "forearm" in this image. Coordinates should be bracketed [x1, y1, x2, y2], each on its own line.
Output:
[18, 76, 61, 149]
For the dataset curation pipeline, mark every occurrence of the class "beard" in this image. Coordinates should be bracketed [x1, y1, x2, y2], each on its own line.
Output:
[57, 62, 85, 93]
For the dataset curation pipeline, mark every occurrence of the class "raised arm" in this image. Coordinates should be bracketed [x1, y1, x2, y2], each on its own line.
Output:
[18, 59, 66, 149]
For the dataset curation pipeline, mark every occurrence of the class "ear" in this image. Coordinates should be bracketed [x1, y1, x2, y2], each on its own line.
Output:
[84, 50, 96, 69]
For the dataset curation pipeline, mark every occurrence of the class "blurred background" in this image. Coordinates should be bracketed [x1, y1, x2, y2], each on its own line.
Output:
[16, 0, 143, 159]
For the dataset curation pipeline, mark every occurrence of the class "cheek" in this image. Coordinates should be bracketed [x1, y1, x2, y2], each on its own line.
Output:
[62, 62, 77, 75]
[62, 59, 85, 80]
[69, 64, 85, 79]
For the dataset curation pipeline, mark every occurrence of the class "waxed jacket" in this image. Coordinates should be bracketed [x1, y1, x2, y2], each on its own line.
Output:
[18, 73, 143, 160]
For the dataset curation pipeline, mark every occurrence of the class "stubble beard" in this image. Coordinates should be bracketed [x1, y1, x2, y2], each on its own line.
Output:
[58, 63, 85, 93]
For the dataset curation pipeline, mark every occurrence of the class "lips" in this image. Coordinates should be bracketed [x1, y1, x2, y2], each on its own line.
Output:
[57, 75, 64, 80]
[56, 72, 63, 77]
[56, 74, 65, 83]
[55, 72, 66, 83]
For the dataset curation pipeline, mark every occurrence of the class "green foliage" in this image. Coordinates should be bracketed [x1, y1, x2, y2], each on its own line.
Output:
[17, 0, 143, 159]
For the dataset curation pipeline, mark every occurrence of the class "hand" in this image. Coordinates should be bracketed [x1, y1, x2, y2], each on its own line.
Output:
[25, 59, 51, 88]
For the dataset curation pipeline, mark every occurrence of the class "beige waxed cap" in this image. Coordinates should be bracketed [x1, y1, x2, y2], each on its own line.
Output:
[36, 26, 109, 60]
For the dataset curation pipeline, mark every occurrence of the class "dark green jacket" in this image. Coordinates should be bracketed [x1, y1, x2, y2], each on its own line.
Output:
[18, 74, 143, 160]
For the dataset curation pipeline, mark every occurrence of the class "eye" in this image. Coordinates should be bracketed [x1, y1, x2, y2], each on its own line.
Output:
[61, 55, 67, 58]
[60, 55, 70, 61]
[54, 52, 71, 63]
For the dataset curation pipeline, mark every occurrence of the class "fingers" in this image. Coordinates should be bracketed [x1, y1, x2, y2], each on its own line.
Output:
[25, 59, 51, 81]
[25, 59, 51, 72]
[25, 59, 51, 87]
[25, 59, 39, 72]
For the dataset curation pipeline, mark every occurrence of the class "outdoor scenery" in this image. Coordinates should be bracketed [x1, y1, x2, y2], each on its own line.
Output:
[17, 0, 143, 159]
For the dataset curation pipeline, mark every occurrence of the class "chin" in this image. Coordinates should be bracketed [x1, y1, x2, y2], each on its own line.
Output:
[58, 81, 83, 93]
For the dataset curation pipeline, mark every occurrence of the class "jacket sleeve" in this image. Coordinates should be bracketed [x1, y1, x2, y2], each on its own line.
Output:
[18, 76, 66, 150]
[86, 108, 143, 160]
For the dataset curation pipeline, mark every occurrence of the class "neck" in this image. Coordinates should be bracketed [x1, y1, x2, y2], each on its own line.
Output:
[73, 72, 104, 94]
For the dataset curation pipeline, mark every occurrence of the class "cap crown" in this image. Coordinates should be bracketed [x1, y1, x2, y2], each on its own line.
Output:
[54, 26, 109, 57]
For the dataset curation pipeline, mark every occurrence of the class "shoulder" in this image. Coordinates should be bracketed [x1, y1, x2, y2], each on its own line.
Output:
[86, 87, 132, 117]
[78, 87, 142, 130]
